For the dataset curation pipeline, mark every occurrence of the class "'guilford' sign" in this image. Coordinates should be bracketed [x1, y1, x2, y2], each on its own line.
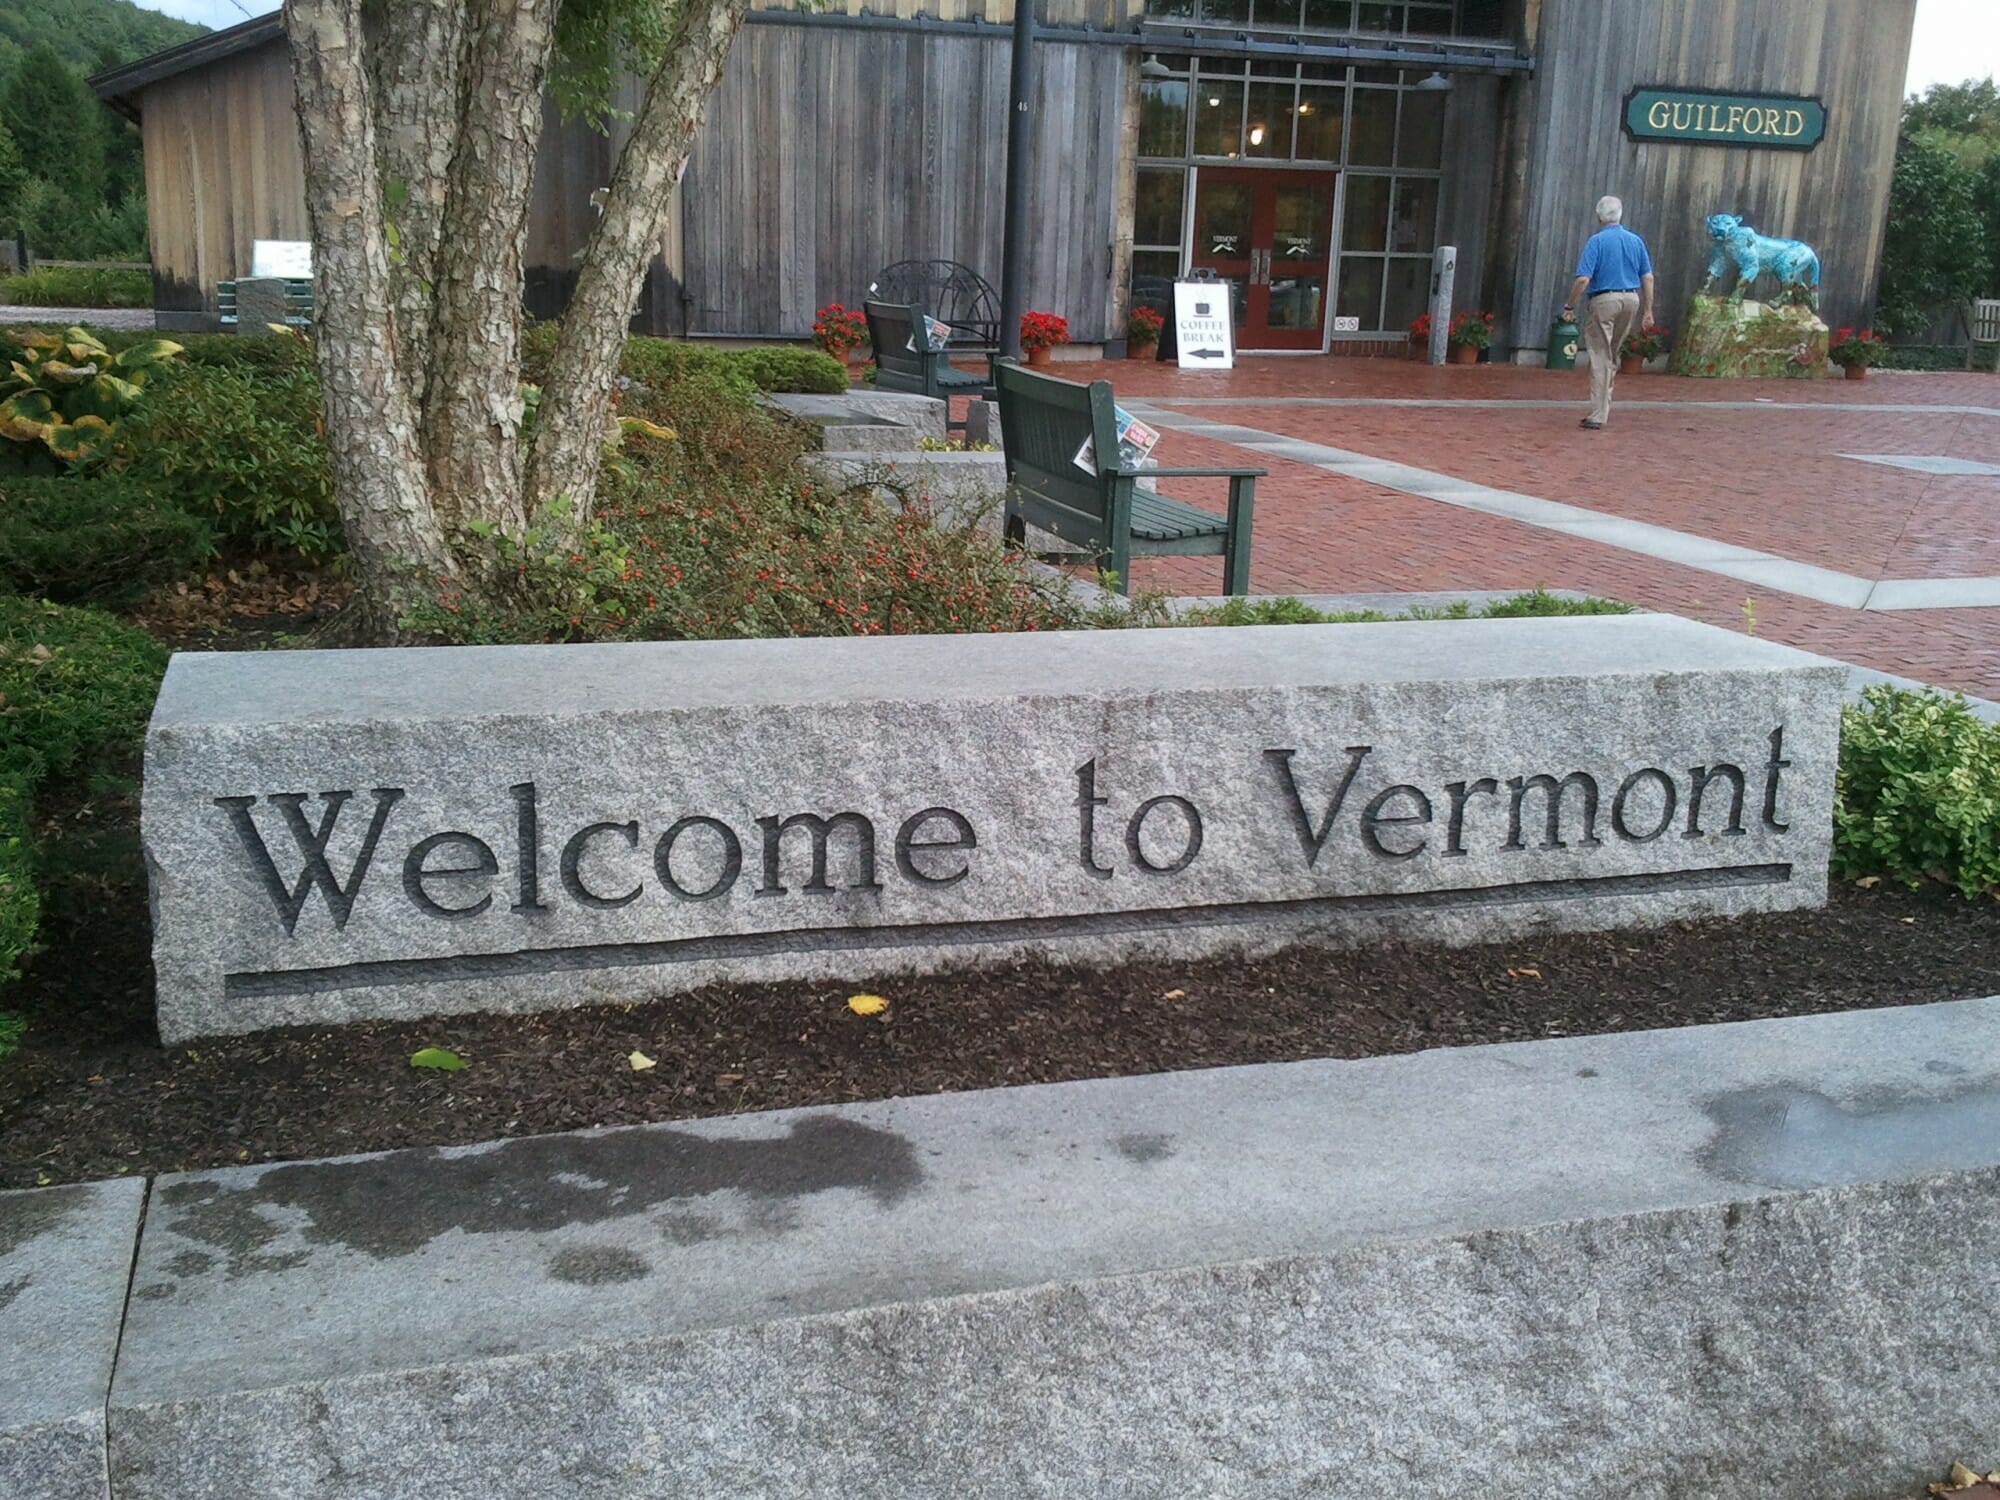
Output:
[141, 618, 1842, 1042]
[1623, 88, 1827, 150]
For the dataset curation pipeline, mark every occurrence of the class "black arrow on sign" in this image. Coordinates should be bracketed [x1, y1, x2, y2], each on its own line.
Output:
[1188, 347, 1226, 358]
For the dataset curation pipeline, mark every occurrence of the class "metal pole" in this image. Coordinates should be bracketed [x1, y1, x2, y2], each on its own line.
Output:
[1427, 244, 1457, 366]
[998, 0, 1038, 361]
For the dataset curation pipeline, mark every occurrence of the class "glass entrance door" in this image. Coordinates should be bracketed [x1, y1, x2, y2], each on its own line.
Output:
[1189, 168, 1337, 350]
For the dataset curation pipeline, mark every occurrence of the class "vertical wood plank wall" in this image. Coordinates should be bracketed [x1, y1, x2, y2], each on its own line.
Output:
[681, 28, 1129, 341]
[1509, 0, 1917, 350]
[139, 39, 306, 322]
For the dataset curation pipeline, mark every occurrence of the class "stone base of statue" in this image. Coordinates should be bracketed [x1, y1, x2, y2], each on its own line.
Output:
[1670, 294, 1828, 379]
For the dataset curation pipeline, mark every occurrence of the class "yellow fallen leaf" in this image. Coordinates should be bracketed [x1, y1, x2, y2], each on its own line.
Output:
[628, 1050, 656, 1071]
[1508, 966, 1542, 980]
[1854, 875, 1882, 889]
[847, 993, 888, 1016]
[1162, 988, 1186, 1001]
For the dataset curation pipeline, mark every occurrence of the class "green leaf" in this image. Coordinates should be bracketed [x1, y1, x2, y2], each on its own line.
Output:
[410, 1046, 467, 1071]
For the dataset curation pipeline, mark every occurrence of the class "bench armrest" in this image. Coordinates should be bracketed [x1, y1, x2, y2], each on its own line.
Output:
[1114, 465, 1268, 479]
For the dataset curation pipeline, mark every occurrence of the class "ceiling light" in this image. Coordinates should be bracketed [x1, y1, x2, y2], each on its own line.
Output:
[1140, 53, 1172, 79]
[1415, 70, 1452, 91]
[1249, 124, 1266, 145]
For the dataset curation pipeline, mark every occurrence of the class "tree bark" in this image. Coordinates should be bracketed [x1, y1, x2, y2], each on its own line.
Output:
[363, 0, 467, 409]
[524, 0, 751, 522]
[420, 0, 560, 534]
[284, 0, 450, 635]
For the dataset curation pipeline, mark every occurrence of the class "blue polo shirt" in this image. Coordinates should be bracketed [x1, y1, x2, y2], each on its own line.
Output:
[1575, 224, 1653, 296]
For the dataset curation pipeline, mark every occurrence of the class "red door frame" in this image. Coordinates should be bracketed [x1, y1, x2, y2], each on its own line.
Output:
[1189, 166, 1338, 352]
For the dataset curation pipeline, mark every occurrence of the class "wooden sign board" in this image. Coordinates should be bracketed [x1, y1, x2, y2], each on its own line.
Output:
[1174, 280, 1235, 370]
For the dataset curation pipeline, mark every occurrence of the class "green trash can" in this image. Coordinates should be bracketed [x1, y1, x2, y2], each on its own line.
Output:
[1547, 314, 1581, 371]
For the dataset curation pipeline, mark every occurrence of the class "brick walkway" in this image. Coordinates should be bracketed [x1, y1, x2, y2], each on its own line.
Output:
[1035, 355, 2000, 701]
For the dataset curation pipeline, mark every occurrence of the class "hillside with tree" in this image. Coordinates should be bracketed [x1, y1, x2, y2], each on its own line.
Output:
[0, 0, 205, 77]
[0, 0, 209, 264]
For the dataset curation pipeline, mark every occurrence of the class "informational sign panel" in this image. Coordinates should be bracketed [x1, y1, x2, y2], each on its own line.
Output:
[1174, 280, 1235, 371]
[251, 240, 313, 279]
[1623, 88, 1825, 150]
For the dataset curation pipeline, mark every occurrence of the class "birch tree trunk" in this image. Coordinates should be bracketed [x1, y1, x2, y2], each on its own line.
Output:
[421, 0, 560, 533]
[284, 0, 449, 635]
[524, 0, 751, 522]
[363, 0, 467, 410]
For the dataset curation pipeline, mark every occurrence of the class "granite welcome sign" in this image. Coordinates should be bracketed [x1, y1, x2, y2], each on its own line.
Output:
[142, 618, 1842, 1041]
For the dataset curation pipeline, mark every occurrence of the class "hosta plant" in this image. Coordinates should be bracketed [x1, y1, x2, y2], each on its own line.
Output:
[0, 326, 182, 462]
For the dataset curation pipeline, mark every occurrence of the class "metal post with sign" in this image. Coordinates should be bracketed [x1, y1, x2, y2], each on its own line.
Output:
[1173, 278, 1235, 370]
[1427, 244, 1456, 366]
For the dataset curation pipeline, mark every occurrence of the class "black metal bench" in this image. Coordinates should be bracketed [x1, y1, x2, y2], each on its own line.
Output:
[865, 300, 995, 433]
[868, 260, 1000, 351]
[992, 358, 1260, 596]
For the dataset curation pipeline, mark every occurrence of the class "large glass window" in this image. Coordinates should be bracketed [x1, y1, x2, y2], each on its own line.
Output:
[1142, 0, 1482, 37]
[1133, 54, 1448, 334]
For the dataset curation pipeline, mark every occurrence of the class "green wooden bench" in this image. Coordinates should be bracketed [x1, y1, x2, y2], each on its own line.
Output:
[993, 358, 1261, 596]
[865, 299, 995, 433]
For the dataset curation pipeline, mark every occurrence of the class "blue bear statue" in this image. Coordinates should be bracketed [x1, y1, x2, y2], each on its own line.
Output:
[1700, 213, 1821, 307]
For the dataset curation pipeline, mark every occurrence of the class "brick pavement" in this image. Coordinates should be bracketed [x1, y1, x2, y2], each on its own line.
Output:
[1025, 356, 2000, 701]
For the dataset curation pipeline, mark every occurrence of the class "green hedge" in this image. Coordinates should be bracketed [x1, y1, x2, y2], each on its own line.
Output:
[521, 327, 849, 396]
[0, 476, 213, 606]
[1834, 686, 2000, 897]
[0, 265, 153, 309]
[0, 597, 167, 987]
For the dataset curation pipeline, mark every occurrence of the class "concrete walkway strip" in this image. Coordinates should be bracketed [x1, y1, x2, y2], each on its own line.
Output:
[0, 1178, 147, 1500]
[1150, 396, 2000, 419]
[103, 996, 2000, 1498]
[1134, 405, 2000, 612]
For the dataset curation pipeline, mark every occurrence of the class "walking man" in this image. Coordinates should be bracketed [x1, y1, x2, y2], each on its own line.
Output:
[1561, 196, 1654, 430]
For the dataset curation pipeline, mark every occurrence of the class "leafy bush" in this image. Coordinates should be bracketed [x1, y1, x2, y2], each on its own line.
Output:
[1834, 686, 2000, 898]
[0, 325, 181, 463]
[0, 596, 166, 984]
[726, 345, 849, 394]
[0, 265, 152, 308]
[0, 475, 211, 605]
[109, 354, 339, 562]
[521, 328, 849, 396]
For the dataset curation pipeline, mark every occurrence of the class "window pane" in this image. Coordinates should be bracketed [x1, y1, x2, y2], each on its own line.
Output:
[1356, 2, 1401, 31]
[1389, 177, 1437, 253]
[1383, 256, 1429, 331]
[1193, 79, 1245, 157]
[1406, 3, 1453, 36]
[1342, 174, 1390, 252]
[1140, 78, 1189, 158]
[1348, 87, 1396, 165]
[1194, 179, 1255, 262]
[1200, 0, 1251, 23]
[1135, 168, 1185, 248]
[1459, 0, 1505, 35]
[1132, 250, 1182, 305]
[1398, 87, 1445, 168]
[1251, 0, 1301, 24]
[1335, 255, 1385, 327]
[1293, 84, 1345, 159]
[1273, 180, 1333, 261]
[1245, 80, 1295, 158]
[1300, 0, 1352, 30]
[1145, 0, 1196, 17]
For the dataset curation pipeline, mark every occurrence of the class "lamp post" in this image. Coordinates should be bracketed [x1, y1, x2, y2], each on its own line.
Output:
[998, 0, 1038, 361]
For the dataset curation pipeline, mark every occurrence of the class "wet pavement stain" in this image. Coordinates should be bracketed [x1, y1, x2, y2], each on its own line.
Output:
[0, 1275, 28, 1313]
[0, 1191, 78, 1259]
[1700, 1079, 2000, 1190]
[157, 1114, 923, 1274]
[548, 1246, 652, 1285]
[1113, 1133, 1175, 1165]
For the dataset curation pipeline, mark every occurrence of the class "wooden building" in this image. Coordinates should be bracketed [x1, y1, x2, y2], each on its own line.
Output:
[92, 0, 1916, 356]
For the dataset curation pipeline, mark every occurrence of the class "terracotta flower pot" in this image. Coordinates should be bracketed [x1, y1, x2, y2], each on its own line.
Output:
[1843, 363, 1868, 381]
[1619, 354, 1644, 375]
[1026, 345, 1053, 369]
[1448, 342, 1479, 365]
[1127, 340, 1158, 362]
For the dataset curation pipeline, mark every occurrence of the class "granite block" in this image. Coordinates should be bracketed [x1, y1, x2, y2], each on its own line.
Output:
[142, 616, 1844, 1040]
[761, 390, 947, 438]
[802, 448, 1009, 530]
[1, 1179, 147, 1500]
[107, 997, 2000, 1499]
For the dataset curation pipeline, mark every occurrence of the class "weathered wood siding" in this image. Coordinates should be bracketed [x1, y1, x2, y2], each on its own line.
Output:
[750, 0, 1144, 32]
[682, 28, 1128, 341]
[1507, 0, 1917, 351]
[139, 38, 306, 326]
[135, 43, 681, 332]
[1436, 71, 1504, 314]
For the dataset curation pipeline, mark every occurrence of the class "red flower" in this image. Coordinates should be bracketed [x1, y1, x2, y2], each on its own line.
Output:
[1019, 311, 1071, 353]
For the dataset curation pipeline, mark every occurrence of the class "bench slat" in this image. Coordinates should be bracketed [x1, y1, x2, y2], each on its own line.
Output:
[1130, 488, 1225, 541]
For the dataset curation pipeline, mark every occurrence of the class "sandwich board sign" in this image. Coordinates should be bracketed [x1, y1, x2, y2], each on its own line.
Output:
[1174, 280, 1235, 371]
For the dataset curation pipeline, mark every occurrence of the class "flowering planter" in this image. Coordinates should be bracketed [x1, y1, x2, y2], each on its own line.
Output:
[1026, 346, 1053, 369]
[1619, 354, 1644, 376]
[1127, 341, 1158, 362]
[1448, 342, 1479, 366]
[1843, 364, 1869, 381]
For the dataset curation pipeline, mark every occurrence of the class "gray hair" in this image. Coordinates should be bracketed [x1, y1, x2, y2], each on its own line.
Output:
[1596, 195, 1624, 224]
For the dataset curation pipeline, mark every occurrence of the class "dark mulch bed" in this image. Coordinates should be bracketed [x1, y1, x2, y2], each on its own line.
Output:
[3, 841, 1996, 1187]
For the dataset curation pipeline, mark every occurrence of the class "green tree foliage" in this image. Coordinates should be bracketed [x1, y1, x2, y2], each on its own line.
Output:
[0, 39, 149, 259]
[1902, 77, 2000, 167]
[1877, 133, 1990, 337]
[0, 0, 202, 78]
[1, 44, 108, 204]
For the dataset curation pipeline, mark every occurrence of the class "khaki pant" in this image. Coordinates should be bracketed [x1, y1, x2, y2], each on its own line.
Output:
[1583, 290, 1641, 425]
